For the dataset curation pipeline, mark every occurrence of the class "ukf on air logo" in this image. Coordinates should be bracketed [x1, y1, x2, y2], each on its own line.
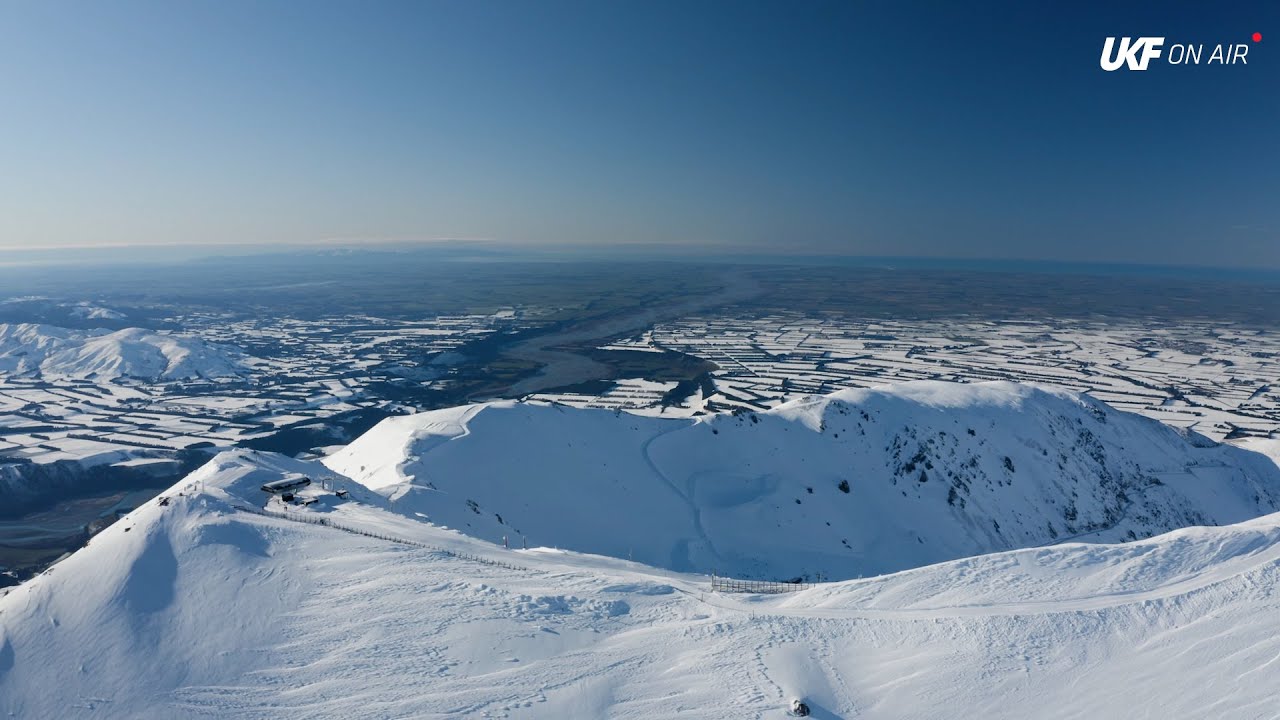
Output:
[1100, 32, 1262, 71]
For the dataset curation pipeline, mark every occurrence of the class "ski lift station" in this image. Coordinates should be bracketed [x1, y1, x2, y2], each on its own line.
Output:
[261, 475, 312, 496]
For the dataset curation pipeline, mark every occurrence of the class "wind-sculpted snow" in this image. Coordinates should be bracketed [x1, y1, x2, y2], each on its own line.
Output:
[3, 441, 1280, 718]
[325, 381, 1280, 580]
[0, 323, 248, 381]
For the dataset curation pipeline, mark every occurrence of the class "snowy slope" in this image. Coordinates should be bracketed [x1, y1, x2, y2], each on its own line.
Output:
[3, 447, 1280, 719]
[0, 323, 248, 381]
[324, 382, 1280, 580]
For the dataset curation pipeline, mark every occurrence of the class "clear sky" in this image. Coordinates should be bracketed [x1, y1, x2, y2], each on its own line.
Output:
[1, 1, 1276, 266]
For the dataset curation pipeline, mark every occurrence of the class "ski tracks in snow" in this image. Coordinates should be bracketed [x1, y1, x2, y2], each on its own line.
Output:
[639, 422, 726, 572]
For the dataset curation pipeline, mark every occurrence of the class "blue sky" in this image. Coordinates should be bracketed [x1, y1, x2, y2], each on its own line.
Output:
[0, 1, 1276, 266]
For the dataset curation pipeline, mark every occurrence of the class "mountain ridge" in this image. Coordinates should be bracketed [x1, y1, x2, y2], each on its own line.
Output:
[324, 381, 1280, 579]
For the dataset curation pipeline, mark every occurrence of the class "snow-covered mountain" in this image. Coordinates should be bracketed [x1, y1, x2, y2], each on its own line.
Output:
[2, 431, 1280, 719]
[66, 302, 126, 321]
[325, 381, 1280, 579]
[0, 323, 248, 381]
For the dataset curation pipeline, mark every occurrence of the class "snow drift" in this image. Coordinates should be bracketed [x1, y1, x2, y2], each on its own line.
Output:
[325, 381, 1280, 579]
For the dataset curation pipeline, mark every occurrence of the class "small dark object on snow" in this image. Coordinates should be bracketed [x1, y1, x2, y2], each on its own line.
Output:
[790, 698, 810, 717]
[158, 496, 171, 507]
[335, 490, 349, 498]
[281, 492, 294, 502]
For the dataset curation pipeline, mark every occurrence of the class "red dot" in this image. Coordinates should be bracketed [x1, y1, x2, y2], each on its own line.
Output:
[1253, 32, 1263, 42]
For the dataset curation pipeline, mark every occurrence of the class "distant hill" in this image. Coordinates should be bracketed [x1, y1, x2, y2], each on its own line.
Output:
[0, 323, 249, 381]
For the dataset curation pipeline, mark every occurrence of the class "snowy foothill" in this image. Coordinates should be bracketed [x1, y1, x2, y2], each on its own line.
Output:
[0, 323, 249, 382]
[65, 303, 127, 321]
[3, 381, 1280, 718]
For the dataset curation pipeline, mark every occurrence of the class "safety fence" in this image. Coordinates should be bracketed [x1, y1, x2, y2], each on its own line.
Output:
[233, 504, 530, 572]
[710, 572, 814, 594]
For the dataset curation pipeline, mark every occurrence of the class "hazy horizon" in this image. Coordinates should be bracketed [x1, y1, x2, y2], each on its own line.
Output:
[5, 242, 1280, 287]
